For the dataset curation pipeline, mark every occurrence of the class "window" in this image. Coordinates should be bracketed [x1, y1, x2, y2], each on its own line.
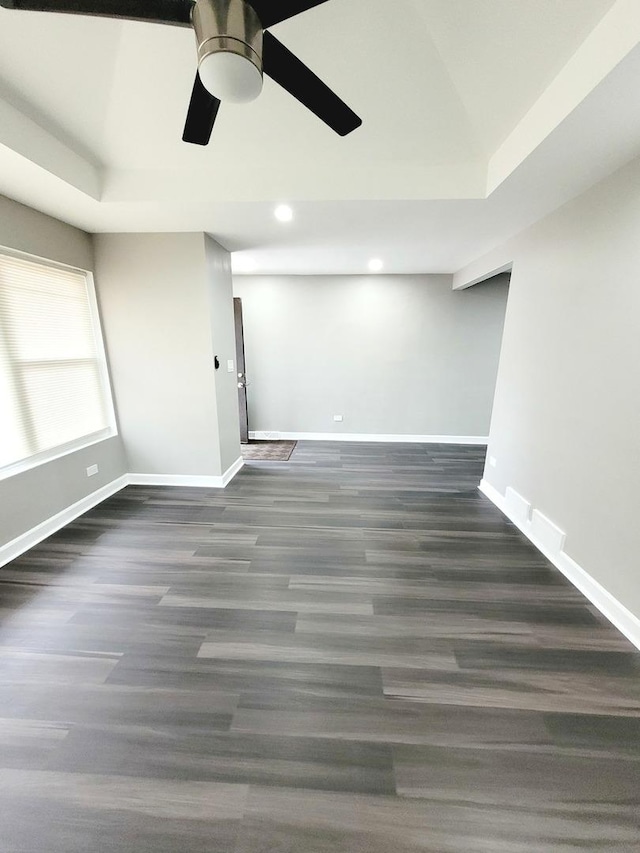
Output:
[0, 248, 116, 476]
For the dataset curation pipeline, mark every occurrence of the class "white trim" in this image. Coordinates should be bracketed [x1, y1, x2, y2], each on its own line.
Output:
[85, 269, 119, 437]
[531, 508, 566, 554]
[0, 458, 246, 567]
[0, 475, 128, 569]
[249, 431, 488, 445]
[0, 252, 118, 481]
[221, 456, 244, 486]
[6, 463, 638, 654]
[128, 457, 244, 489]
[479, 479, 640, 651]
[453, 262, 513, 291]
[504, 486, 531, 525]
[0, 243, 90, 276]
[0, 430, 117, 483]
[127, 474, 225, 488]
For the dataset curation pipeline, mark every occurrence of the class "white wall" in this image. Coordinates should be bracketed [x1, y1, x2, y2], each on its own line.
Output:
[233, 273, 509, 438]
[205, 235, 241, 472]
[94, 232, 240, 479]
[0, 195, 127, 551]
[95, 233, 222, 476]
[460, 153, 640, 625]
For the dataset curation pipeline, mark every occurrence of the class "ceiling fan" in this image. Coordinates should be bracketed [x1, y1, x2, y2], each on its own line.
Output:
[0, 0, 362, 145]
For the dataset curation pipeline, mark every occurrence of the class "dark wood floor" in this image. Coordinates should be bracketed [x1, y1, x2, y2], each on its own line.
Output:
[0, 442, 639, 851]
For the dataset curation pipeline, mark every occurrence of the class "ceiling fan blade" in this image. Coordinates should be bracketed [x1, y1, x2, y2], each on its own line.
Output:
[248, 0, 329, 29]
[0, 0, 194, 25]
[182, 72, 221, 146]
[262, 31, 361, 137]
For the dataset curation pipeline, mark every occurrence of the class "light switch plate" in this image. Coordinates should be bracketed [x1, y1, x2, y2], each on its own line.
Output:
[227, 360, 234, 373]
[86, 464, 98, 477]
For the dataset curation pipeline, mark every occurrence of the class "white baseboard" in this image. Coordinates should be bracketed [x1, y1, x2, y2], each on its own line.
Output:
[127, 474, 222, 487]
[221, 456, 244, 486]
[128, 457, 244, 489]
[0, 474, 129, 569]
[531, 508, 566, 554]
[0, 459, 245, 568]
[504, 486, 532, 525]
[249, 431, 488, 445]
[479, 478, 640, 651]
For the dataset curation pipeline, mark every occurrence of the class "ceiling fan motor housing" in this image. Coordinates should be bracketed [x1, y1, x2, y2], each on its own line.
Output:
[192, 0, 263, 102]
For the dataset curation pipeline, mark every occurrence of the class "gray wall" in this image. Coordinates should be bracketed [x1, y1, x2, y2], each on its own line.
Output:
[205, 235, 241, 472]
[94, 232, 240, 478]
[472, 153, 640, 619]
[233, 273, 509, 437]
[0, 195, 127, 549]
[95, 233, 222, 476]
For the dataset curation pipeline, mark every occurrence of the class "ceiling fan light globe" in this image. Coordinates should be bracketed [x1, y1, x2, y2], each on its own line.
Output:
[199, 51, 263, 103]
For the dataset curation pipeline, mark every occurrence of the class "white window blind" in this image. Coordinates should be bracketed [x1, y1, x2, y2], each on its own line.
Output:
[0, 250, 115, 473]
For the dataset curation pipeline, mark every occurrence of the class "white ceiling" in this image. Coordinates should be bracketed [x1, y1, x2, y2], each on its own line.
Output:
[0, 0, 638, 275]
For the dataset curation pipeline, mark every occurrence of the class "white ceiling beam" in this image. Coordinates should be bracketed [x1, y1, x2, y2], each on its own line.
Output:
[487, 0, 640, 195]
[0, 96, 102, 200]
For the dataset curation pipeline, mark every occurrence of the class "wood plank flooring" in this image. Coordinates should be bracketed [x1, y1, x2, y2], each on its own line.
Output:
[0, 441, 639, 851]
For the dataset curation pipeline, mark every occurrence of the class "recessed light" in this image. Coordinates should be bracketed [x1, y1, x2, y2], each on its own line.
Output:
[368, 258, 383, 272]
[274, 204, 293, 223]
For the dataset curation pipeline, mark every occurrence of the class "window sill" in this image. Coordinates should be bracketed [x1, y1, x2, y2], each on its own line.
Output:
[0, 429, 118, 483]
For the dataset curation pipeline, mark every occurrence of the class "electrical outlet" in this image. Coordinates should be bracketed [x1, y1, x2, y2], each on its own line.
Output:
[333, 414, 343, 422]
[86, 464, 99, 477]
[489, 456, 497, 468]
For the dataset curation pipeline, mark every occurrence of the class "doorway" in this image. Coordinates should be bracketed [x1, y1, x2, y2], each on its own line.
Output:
[233, 297, 249, 443]
[234, 296, 297, 461]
